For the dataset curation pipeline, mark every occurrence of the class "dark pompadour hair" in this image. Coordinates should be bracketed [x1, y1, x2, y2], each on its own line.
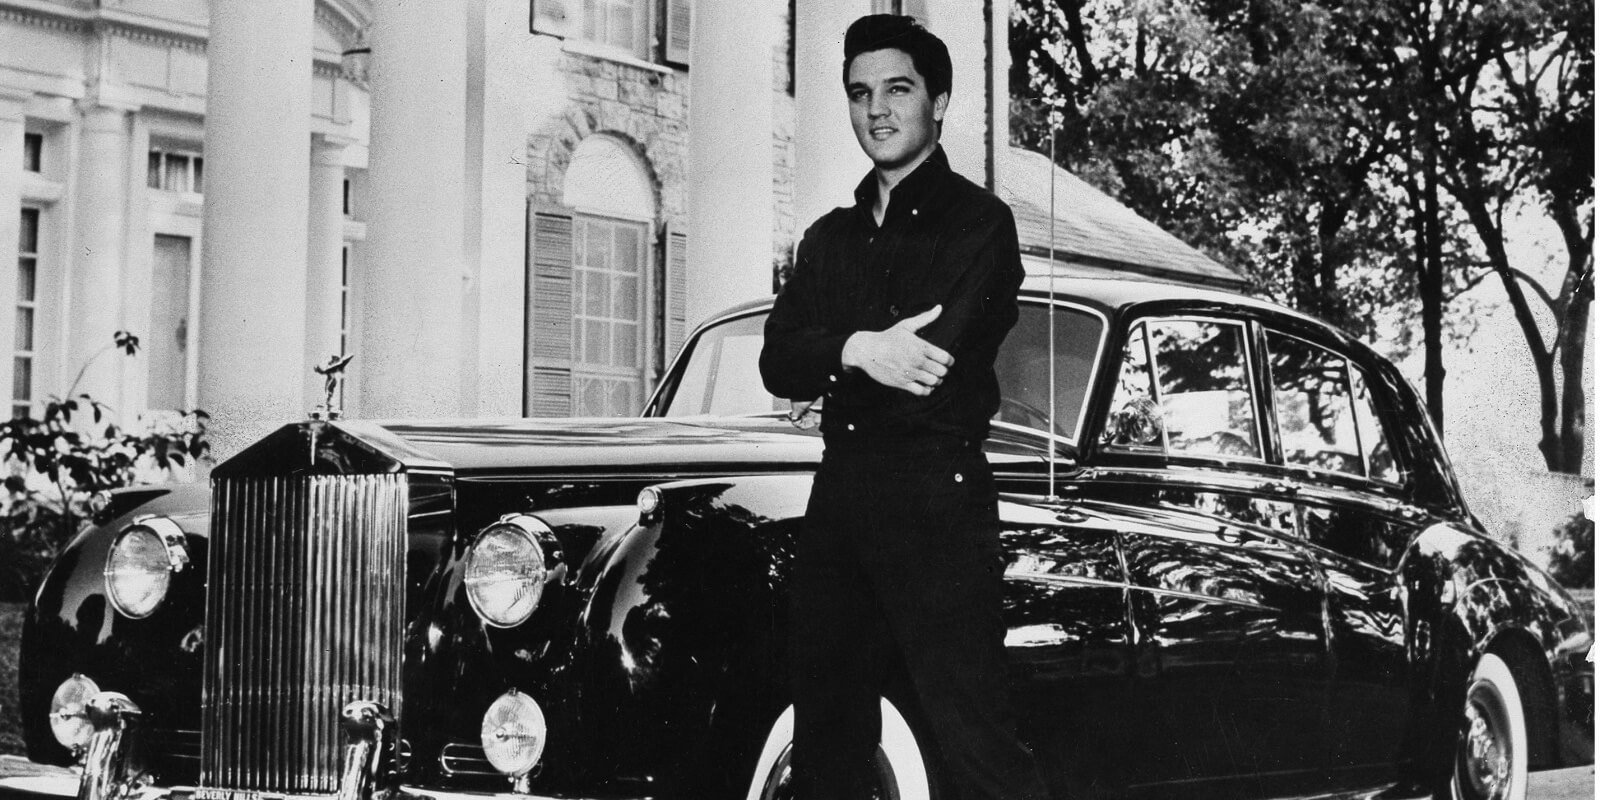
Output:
[841, 14, 952, 101]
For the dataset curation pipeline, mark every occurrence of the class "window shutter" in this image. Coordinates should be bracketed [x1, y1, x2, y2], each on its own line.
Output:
[664, 0, 691, 66]
[527, 210, 575, 416]
[663, 225, 689, 363]
[530, 0, 576, 37]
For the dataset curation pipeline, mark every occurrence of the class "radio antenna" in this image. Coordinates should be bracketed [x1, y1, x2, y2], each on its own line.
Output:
[1045, 110, 1061, 502]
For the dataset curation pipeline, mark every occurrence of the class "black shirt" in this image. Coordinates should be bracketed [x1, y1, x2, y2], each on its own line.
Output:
[760, 147, 1024, 444]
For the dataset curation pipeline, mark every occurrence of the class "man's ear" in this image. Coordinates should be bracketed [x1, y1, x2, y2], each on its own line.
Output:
[933, 92, 950, 122]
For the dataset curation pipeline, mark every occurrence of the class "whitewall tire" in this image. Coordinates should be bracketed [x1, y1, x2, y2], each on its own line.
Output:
[745, 697, 932, 800]
[1448, 652, 1528, 800]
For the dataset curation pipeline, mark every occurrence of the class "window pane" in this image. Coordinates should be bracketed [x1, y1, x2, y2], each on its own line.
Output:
[615, 321, 638, 368]
[588, 222, 612, 270]
[613, 275, 638, 321]
[583, 0, 600, 41]
[17, 258, 35, 302]
[12, 357, 30, 403]
[149, 151, 163, 189]
[585, 320, 608, 364]
[609, 2, 635, 50]
[1150, 320, 1260, 459]
[166, 154, 186, 191]
[995, 303, 1104, 440]
[18, 209, 38, 254]
[1101, 322, 1161, 449]
[1267, 331, 1362, 476]
[613, 225, 640, 274]
[23, 132, 42, 172]
[14, 308, 32, 352]
[585, 270, 609, 317]
[1351, 369, 1400, 483]
[192, 157, 203, 193]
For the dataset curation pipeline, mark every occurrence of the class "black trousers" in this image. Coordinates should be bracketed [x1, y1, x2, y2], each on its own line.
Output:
[789, 436, 1051, 800]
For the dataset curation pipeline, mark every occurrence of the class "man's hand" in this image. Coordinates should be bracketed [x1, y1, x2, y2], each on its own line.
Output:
[841, 306, 953, 396]
[788, 397, 822, 429]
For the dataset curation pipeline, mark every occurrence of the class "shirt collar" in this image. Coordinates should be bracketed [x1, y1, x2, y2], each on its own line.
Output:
[852, 145, 952, 223]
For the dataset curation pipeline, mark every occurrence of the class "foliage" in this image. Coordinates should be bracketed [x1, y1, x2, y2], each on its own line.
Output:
[1546, 510, 1594, 588]
[1011, 0, 1591, 470]
[0, 332, 209, 602]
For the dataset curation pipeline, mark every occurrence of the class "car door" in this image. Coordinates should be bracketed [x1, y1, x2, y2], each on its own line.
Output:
[997, 513, 1135, 797]
[1087, 316, 1329, 792]
[1262, 328, 1418, 787]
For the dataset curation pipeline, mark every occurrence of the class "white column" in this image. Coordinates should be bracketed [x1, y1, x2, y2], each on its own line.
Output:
[67, 103, 133, 405]
[304, 133, 351, 414]
[357, 0, 467, 418]
[921, 0, 988, 186]
[198, 0, 313, 458]
[464, 0, 535, 416]
[0, 90, 25, 408]
[794, 0, 870, 235]
[686, 0, 776, 327]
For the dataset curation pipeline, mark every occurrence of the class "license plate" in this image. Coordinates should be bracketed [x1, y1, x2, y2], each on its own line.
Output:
[193, 789, 288, 800]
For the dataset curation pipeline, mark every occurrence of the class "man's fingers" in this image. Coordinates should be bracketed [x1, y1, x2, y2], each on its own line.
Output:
[921, 343, 953, 367]
[895, 304, 942, 332]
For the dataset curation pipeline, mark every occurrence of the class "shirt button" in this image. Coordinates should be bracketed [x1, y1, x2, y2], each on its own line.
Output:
[911, 208, 919, 216]
[954, 473, 964, 483]
[847, 423, 856, 431]
[828, 374, 838, 383]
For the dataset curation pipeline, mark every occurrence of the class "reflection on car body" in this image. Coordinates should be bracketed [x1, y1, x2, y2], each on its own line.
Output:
[5, 276, 1591, 800]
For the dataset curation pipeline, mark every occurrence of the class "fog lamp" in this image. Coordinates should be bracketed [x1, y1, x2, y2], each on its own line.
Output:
[479, 690, 547, 779]
[105, 524, 174, 618]
[48, 674, 99, 753]
[465, 515, 554, 628]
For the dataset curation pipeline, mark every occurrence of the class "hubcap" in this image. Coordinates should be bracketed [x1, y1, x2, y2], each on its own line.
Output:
[1459, 681, 1512, 799]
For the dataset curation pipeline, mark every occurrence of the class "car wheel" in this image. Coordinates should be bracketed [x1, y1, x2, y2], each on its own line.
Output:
[745, 698, 932, 800]
[1444, 653, 1528, 800]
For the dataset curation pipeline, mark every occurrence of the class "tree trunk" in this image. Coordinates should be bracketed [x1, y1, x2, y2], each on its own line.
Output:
[1420, 142, 1446, 432]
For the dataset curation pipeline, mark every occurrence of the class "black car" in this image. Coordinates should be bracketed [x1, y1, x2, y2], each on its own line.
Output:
[4, 277, 1591, 800]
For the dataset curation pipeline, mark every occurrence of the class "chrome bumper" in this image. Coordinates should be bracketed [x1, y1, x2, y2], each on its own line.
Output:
[0, 776, 646, 800]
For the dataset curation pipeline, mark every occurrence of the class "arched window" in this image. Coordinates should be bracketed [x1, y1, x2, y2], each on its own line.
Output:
[526, 135, 658, 417]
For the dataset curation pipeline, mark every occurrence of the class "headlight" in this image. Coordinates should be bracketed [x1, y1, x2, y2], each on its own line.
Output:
[49, 674, 98, 752]
[104, 521, 178, 618]
[480, 690, 547, 777]
[465, 515, 557, 628]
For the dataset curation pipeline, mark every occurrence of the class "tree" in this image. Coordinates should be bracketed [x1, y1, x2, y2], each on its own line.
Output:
[1418, 0, 1593, 472]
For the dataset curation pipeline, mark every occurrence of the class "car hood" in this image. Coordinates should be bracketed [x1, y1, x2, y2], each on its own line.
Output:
[215, 416, 1053, 479]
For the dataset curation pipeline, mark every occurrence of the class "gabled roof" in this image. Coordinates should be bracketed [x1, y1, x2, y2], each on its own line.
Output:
[996, 146, 1248, 290]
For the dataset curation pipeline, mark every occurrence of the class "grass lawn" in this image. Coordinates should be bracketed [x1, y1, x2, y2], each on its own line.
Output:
[1, 602, 23, 755]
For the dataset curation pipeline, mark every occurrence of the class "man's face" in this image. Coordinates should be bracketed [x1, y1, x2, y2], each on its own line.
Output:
[846, 48, 948, 174]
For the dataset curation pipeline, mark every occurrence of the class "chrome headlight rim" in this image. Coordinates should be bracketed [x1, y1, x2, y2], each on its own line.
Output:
[103, 517, 186, 619]
[48, 673, 99, 753]
[464, 515, 560, 629]
[479, 689, 548, 778]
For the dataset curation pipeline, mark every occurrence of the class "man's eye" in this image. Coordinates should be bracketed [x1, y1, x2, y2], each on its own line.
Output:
[849, 91, 868, 102]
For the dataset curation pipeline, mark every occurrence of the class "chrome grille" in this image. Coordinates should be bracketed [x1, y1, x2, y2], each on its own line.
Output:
[201, 474, 408, 793]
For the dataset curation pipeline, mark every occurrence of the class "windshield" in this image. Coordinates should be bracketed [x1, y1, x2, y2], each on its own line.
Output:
[659, 301, 1106, 443]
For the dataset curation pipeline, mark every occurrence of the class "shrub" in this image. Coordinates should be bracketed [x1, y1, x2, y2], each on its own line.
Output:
[0, 332, 209, 601]
[1547, 509, 1595, 589]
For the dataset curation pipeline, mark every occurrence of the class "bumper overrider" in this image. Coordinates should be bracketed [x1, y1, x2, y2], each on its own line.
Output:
[0, 698, 642, 800]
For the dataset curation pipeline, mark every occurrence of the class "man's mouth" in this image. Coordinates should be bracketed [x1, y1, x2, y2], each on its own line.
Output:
[870, 126, 897, 141]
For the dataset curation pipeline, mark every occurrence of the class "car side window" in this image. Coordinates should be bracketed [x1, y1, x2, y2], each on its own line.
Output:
[1266, 330, 1399, 484]
[1102, 319, 1262, 461]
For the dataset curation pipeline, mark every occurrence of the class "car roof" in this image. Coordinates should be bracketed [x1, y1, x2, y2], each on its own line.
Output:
[710, 274, 1359, 351]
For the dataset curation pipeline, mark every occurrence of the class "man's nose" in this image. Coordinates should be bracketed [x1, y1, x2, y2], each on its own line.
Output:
[868, 93, 889, 117]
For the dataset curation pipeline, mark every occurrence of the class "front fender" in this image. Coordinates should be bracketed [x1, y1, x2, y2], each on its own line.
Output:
[569, 474, 813, 797]
[19, 483, 211, 770]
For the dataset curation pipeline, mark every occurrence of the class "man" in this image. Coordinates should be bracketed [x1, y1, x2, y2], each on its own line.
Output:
[759, 14, 1051, 800]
